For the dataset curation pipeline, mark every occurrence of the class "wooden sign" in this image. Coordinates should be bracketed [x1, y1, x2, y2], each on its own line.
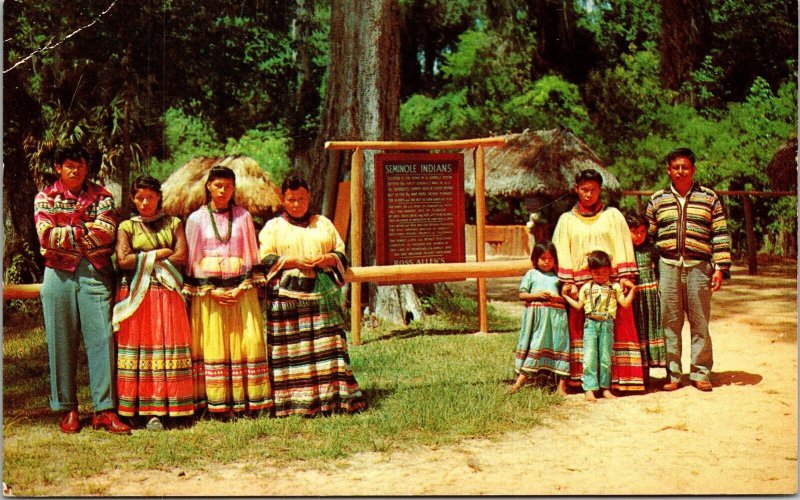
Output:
[374, 153, 466, 274]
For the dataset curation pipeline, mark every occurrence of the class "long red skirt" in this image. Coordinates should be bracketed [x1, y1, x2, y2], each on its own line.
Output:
[115, 285, 195, 416]
[567, 303, 645, 392]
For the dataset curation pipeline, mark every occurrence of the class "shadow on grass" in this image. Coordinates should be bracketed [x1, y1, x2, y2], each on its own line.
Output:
[710, 370, 763, 387]
[358, 387, 395, 410]
[362, 327, 482, 344]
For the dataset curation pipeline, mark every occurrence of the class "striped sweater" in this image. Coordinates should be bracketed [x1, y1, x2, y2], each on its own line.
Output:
[34, 179, 117, 272]
[644, 183, 731, 272]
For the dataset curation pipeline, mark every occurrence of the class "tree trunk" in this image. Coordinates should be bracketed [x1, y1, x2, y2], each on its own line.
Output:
[307, 0, 423, 325]
[3, 67, 45, 284]
[659, 0, 711, 100]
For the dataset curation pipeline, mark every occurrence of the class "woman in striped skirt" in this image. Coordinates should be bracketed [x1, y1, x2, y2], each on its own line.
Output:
[113, 175, 194, 430]
[183, 166, 272, 416]
[258, 175, 366, 417]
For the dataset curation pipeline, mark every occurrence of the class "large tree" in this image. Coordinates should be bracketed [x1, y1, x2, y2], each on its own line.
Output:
[305, 0, 423, 324]
[659, 0, 712, 98]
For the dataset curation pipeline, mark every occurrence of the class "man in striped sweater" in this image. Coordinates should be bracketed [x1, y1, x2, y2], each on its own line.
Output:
[34, 145, 130, 434]
[645, 147, 731, 393]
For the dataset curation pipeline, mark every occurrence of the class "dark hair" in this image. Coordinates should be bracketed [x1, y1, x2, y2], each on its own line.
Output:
[531, 241, 558, 270]
[587, 250, 612, 269]
[281, 174, 310, 194]
[574, 169, 603, 187]
[204, 165, 236, 206]
[54, 144, 91, 165]
[624, 211, 648, 229]
[665, 147, 696, 165]
[130, 175, 163, 210]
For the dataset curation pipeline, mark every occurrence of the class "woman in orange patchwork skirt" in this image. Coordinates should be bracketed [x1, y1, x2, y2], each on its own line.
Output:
[113, 175, 194, 430]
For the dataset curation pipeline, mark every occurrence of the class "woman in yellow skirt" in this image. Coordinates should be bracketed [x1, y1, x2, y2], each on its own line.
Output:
[183, 166, 271, 416]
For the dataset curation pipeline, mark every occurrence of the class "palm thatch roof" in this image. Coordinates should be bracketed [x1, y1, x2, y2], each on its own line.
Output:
[161, 156, 282, 219]
[463, 128, 619, 197]
[766, 137, 797, 192]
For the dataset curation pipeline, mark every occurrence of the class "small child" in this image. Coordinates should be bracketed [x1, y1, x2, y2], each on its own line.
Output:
[625, 212, 667, 381]
[509, 241, 569, 395]
[563, 250, 635, 401]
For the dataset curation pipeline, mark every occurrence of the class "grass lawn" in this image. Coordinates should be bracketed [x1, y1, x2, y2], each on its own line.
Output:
[2, 293, 563, 496]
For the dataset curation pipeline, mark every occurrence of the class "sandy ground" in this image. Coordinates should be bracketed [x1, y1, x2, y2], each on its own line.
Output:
[64, 263, 798, 495]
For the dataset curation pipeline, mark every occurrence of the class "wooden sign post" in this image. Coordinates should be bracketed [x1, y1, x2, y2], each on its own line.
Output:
[325, 138, 507, 345]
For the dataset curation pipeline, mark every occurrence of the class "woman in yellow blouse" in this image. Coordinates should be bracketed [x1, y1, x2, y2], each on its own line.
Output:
[259, 175, 366, 417]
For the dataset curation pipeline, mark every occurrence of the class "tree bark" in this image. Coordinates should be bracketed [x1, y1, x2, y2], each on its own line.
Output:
[307, 0, 422, 325]
[659, 0, 711, 99]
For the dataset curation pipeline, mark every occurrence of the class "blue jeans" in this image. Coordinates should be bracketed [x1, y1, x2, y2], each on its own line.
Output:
[582, 317, 613, 391]
[40, 259, 115, 412]
[658, 260, 714, 383]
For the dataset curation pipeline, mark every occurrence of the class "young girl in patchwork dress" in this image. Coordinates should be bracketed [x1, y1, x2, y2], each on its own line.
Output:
[112, 175, 194, 430]
[183, 166, 272, 416]
[509, 241, 569, 395]
[625, 212, 666, 383]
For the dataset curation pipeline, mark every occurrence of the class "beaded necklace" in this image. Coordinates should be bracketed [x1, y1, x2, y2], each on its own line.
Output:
[207, 203, 233, 243]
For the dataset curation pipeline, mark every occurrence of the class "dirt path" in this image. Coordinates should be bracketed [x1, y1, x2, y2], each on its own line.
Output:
[74, 263, 797, 495]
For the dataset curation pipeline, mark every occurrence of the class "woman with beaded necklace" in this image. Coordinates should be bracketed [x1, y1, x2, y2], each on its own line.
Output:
[183, 166, 272, 418]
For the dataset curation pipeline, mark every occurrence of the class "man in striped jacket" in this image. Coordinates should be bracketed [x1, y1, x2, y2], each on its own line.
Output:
[645, 147, 731, 393]
[34, 145, 130, 434]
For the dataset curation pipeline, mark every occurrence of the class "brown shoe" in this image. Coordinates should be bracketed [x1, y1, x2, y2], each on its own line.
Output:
[60, 410, 80, 434]
[91, 411, 132, 435]
[662, 382, 681, 391]
[692, 380, 713, 392]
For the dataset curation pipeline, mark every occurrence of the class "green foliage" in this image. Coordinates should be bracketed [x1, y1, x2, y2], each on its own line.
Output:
[502, 75, 592, 136]
[148, 108, 223, 181]
[148, 109, 292, 184]
[586, 44, 677, 155]
[401, 28, 594, 140]
[400, 90, 482, 140]
[577, 0, 661, 66]
[224, 129, 291, 184]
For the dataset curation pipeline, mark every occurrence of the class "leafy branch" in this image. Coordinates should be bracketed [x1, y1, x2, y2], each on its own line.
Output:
[4, 1, 117, 74]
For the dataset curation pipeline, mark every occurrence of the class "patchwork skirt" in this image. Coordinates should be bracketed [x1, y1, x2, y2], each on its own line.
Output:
[514, 302, 570, 377]
[264, 282, 366, 417]
[190, 289, 272, 413]
[115, 284, 194, 417]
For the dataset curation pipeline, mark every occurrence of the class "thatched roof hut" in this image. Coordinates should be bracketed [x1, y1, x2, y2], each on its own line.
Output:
[161, 156, 282, 220]
[766, 137, 797, 192]
[463, 128, 619, 197]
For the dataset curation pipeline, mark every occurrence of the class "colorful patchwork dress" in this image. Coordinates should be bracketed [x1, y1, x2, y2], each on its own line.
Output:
[632, 243, 667, 368]
[514, 269, 570, 377]
[552, 204, 646, 392]
[258, 213, 366, 417]
[112, 214, 194, 418]
[183, 205, 271, 413]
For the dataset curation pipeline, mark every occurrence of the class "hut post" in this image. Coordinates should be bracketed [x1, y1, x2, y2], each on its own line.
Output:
[475, 145, 488, 333]
[740, 193, 758, 275]
[636, 195, 644, 214]
[350, 147, 364, 345]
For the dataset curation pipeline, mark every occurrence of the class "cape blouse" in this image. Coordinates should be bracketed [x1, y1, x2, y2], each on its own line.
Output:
[258, 214, 347, 300]
[552, 206, 638, 286]
[183, 205, 263, 294]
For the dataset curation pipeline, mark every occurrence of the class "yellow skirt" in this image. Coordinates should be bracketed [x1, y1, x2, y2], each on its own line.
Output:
[190, 288, 272, 413]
